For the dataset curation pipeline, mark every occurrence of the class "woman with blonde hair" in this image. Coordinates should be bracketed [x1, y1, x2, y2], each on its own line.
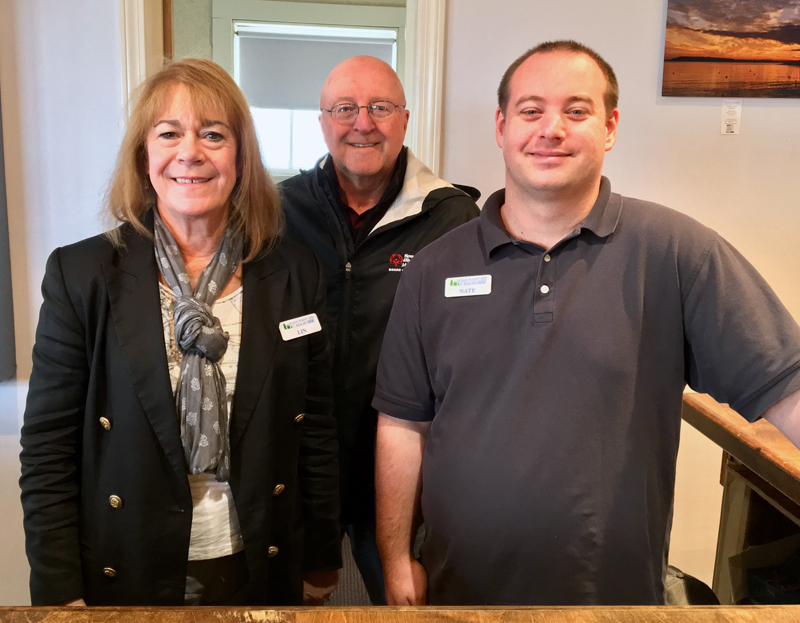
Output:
[20, 58, 341, 606]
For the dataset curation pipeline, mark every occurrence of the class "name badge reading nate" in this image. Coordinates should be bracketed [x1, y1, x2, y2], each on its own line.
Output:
[444, 275, 492, 298]
[279, 313, 322, 341]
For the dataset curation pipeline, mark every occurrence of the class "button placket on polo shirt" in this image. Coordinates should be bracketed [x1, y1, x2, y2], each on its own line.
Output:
[534, 250, 556, 324]
[533, 226, 585, 324]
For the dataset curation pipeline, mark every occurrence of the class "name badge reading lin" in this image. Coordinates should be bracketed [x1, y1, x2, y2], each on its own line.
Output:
[279, 313, 322, 341]
[444, 275, 492, 298]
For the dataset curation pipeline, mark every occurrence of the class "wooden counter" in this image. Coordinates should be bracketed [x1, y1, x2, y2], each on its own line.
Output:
[682, 393, 800, 604]
[2, 606, 800, 623]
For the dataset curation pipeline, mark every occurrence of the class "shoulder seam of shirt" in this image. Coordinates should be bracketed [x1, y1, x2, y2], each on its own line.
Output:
[681, 231, 718, 305]
[400, 268, 423, 320]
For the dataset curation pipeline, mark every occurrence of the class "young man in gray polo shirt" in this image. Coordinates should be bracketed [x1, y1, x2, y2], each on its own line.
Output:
[371, 40, 800, 606]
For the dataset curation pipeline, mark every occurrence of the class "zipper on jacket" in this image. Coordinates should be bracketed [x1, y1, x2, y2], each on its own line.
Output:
[338, 258, 354, 384]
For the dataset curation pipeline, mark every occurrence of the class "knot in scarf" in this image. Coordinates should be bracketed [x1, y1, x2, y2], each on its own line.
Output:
[174, 296, 229, 362]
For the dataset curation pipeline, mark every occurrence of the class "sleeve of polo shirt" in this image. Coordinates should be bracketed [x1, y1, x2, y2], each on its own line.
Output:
[683, 233, 800, 421]
[372, 269, 435, 422]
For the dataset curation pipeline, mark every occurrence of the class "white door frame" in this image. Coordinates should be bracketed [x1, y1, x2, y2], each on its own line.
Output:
[403, 0, 446, 174]
[119, 0, 164, 116]
[120, 0, 446, 174]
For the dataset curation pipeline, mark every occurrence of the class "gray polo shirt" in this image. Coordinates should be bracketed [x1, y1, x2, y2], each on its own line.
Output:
[373, 177, 800, 605]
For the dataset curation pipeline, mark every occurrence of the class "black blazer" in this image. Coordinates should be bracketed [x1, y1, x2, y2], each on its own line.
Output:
[19, 219, 341, 606]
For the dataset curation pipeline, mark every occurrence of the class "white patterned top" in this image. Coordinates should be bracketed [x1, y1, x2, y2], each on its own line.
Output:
[159, 282, 245, 560]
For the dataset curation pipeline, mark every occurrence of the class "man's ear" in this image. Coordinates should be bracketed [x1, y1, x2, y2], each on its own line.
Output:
[495, 107, 506, 149]
[605, 108, 619, 152]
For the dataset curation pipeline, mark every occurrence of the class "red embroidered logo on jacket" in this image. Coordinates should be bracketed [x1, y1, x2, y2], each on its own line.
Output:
[388, 254, 414, 272]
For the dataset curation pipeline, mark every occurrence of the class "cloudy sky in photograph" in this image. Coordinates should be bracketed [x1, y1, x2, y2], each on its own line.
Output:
[666, 0, 800, 60]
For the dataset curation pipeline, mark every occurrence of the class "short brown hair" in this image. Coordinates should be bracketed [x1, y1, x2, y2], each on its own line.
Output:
[105, 58, 282, 261]
[497, 40, 619, 118]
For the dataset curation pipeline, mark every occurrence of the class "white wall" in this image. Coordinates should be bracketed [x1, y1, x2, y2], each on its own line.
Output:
[0, 0, 124, 605]
[442, 0, 800, 587]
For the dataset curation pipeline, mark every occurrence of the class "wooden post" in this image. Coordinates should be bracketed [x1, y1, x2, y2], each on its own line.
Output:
[163, 0, 173, 60]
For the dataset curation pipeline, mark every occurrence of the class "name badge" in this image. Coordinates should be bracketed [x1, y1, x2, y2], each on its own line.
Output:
[279, 313, 322, 341]
[444, 275, 492, 298]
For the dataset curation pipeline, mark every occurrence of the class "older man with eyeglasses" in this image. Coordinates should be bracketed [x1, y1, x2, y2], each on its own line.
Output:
[279, 56, 479, 605]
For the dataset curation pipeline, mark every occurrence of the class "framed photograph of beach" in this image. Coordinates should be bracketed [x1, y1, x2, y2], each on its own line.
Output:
[663, 1, 800, 98]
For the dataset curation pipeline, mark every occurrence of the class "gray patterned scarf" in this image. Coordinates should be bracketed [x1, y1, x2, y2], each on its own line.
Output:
[153, 208, 244, 482]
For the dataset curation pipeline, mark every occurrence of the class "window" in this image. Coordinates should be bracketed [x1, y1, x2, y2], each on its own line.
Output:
[213, 0, 406, 178]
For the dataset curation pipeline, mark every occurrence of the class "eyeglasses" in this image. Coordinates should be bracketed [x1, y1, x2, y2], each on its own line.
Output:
[320, 101, 405, 123]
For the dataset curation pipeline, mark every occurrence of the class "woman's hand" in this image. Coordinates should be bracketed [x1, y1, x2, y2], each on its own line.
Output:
[302, 569, 339, 605]
[59, 598, 87, 606]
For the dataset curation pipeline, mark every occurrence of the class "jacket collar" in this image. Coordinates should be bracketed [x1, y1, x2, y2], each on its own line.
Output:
[315, 148, 454, 235]
[369, 149, 454, 233]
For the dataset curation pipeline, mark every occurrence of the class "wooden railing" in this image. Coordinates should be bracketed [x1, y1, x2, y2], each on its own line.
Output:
[682, 393, 800, 604]
[682, 393, 800, 505]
